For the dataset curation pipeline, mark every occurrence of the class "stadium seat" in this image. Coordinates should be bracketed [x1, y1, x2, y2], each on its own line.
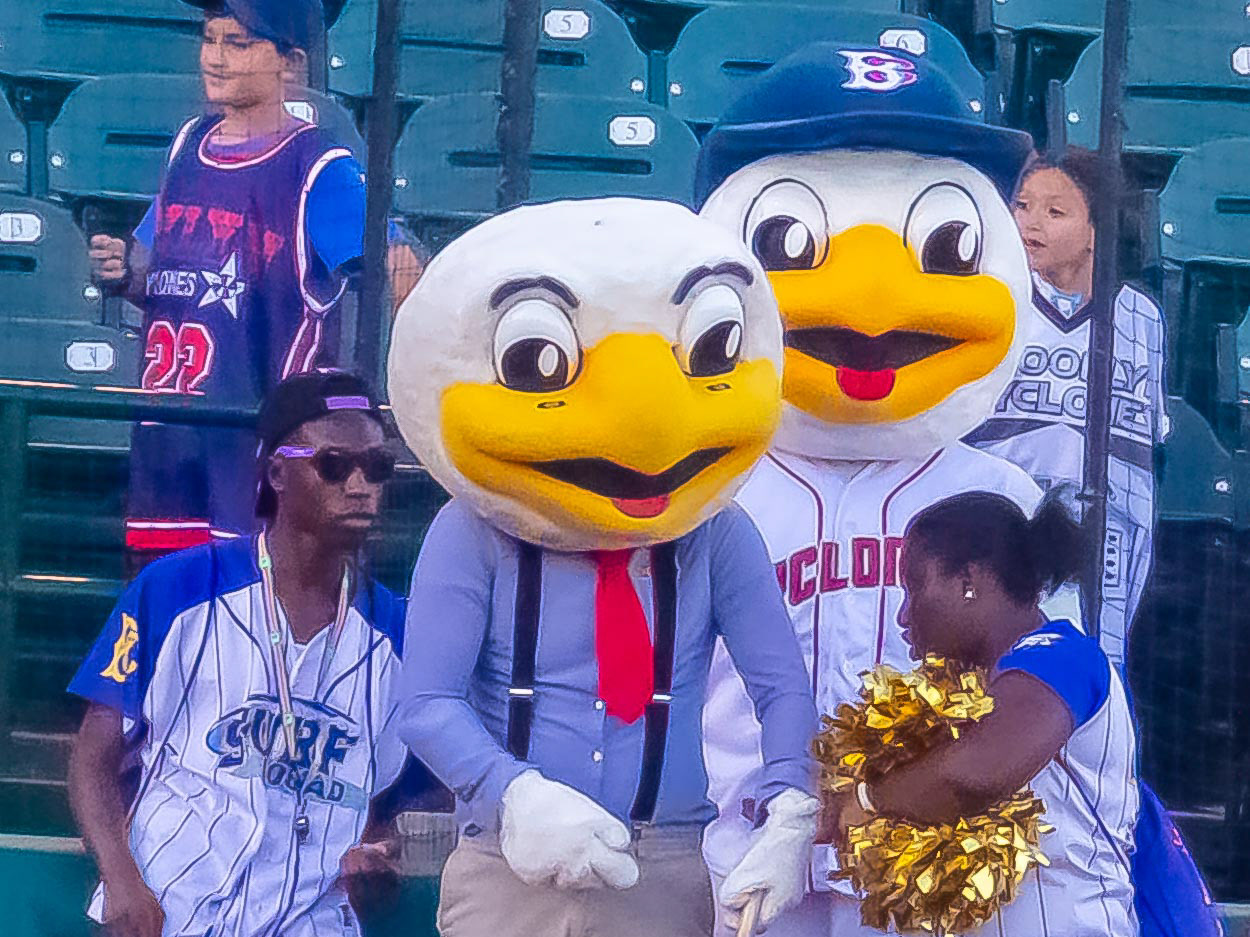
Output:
[328, 0, 648, 102]
[991, 0, 1102, 37]
[1060, 31, 1250, 160]
[1155, 397, 1237, 524]
[0, 0, 202, 84]
[392, 92, 699, 221]
[629, 0, 902, 9]
[0, 194, 100, 325]
[0, 193, 140, 387]
[1158, 138, 1250, 268]
[0, 93, 25, 193]
[665, 7, 986, 127]
[46, 75, 365, 203]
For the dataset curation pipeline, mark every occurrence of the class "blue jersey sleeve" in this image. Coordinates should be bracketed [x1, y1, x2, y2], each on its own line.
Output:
[132, 201, 156, 251]
[67, 543, 243, 721]
[997, 620, 1111, 729]
[68, 572, 173, 721]
[305, 154, 367, 273]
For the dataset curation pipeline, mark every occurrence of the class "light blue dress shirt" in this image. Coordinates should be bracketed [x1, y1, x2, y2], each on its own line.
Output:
[393, 498, 817, 833]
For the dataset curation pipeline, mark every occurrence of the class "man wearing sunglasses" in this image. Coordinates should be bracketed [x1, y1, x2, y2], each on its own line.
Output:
[67, 370, 411, 937]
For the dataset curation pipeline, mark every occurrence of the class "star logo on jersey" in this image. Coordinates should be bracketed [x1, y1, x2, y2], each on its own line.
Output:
[99, 613, 139, 684]
[838, 49, 918, 93]
[1012, 632, 1060, 651]
[198, 252, 247, 319]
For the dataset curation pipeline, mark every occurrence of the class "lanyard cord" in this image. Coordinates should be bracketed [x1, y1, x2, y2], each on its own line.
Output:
[256, 530, 352, 762]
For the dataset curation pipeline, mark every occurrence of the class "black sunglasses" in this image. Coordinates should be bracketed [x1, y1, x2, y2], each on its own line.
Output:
[275, 445, 397, 484]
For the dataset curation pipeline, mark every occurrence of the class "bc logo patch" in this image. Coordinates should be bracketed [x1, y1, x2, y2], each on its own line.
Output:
[100, 613, 139, 684]
[838, 50, 918, 93]
[1011, 632, 1061, 651]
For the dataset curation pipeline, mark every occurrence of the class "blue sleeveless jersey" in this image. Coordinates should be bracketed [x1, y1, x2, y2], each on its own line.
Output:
[140, 117, 352, 404]
[127, 117, 358, 545]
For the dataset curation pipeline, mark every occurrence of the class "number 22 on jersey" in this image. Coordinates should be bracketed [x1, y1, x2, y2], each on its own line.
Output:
[142, 320, 216, 394]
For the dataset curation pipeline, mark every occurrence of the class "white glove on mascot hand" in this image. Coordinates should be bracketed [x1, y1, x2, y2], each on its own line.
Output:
[718, 788, 820, 932]
[500, 770, 640, 890]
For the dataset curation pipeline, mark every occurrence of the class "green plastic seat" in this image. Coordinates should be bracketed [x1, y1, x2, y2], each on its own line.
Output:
[991, 0, 1102, 36]
[994, 0, 1250, 35]
[0, 0, 202, 83]
[46, 75, 365, 202]
[666, 7, 985, 127]
[632, 0, 901, 10]
[1158, 138, 1250, 267]
[0, 193, 98, 325]
[1062, 31, 1250, 159]
[0, 93, 25, 193]
[0, 194, 141, 387]
[329, 0, 648, 101]
[392, 92, 699, 220]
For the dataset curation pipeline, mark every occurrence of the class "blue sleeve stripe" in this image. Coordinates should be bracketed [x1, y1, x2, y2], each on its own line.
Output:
[66, 540, 260, 717]
[998, 620, 1112, 729]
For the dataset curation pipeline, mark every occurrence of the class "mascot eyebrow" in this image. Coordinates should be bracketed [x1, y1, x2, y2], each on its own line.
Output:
[490, 276, 580, 309]
[671, 262, 755, 305]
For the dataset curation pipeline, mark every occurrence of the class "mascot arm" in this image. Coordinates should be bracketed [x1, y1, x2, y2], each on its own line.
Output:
[711, 504, 819, 804]
[392, 500, 532, 832]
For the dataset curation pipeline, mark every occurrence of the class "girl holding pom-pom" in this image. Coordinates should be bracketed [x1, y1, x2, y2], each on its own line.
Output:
[823, 492, 1139, 936]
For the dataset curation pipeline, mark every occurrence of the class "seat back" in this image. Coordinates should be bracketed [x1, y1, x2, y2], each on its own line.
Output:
[393, 92, 699, 220]
[1063, 32, 1250, 159]
[46, 74, 364, 202]
[0, 0, 202, 83]
[0, 94, 25, 193]
[666, 7, 985, 127]
[1159, 138, 1250, 268]
[329, 0, 647, 101]
[0, 193, 98, 325]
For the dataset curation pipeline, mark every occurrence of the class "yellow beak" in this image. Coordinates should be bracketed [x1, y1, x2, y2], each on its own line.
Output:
[439, 332, 779, 543]
[769, 224, 1015, 425]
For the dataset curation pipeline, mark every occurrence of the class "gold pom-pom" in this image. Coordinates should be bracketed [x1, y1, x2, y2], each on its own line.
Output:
[813, 657, 1052, 935]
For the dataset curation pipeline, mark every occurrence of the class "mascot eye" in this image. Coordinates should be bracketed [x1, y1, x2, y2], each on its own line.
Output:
[921, 222, 980, 276]
[493, 299, 580, 392]
[751, 217, 817, 271]
[904, 182, 984, 277]
[678, 284, 745, 377]
[743, 178, 828, 271]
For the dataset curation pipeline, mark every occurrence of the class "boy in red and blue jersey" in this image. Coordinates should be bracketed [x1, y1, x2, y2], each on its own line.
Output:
[89, 0, 422, 559]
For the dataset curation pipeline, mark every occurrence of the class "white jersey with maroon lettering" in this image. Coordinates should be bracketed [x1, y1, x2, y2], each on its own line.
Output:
[968, 276, 1168, 665]
[701, 444, 1044, 898]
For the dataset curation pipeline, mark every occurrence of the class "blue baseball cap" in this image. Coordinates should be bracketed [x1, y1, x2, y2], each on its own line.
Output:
[185, 0, 322, 52]
[694, 43, 1034, 206]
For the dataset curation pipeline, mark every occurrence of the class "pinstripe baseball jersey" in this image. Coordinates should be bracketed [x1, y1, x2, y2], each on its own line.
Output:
[68, 537, 407, 937]
[967, 619, 1140, 937]
[702, 445, 1046, 896]
[968, 276, 1169, 665]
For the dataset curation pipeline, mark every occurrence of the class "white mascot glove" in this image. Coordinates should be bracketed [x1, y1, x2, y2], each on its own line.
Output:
[499, 770, 640, 890]
[718, 788, 821, 933]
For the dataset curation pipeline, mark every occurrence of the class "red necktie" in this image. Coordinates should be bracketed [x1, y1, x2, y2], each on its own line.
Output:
[592, 549, 654, 725]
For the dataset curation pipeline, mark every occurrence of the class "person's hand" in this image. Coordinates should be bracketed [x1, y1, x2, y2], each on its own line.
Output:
[814, 790, 872, 847]
[89, 235, 128, 283]
[500, 770, 639, 890]
[719, 788, 820, 933]
[103, 869, 164, 937]
[341, 839, 402, 911]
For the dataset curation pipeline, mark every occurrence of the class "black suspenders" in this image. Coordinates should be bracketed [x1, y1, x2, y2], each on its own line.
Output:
[506, 540, 544, 760]
[630, 541, 677, 825]
[505, 541, 679, 826]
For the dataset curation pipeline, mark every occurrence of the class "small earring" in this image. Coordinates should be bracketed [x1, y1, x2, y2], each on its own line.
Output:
[963, 584, 976, 601]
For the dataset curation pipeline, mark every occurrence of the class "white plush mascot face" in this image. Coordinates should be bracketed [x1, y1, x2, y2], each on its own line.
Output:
[701, 149, 1031, 461]
[387, 198, 783, 551]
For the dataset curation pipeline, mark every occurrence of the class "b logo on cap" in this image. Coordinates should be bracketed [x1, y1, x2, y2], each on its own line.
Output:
[838, 50, 918, 93]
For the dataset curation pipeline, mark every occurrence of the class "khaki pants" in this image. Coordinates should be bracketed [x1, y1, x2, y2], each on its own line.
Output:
[438, 825, 715, 937]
